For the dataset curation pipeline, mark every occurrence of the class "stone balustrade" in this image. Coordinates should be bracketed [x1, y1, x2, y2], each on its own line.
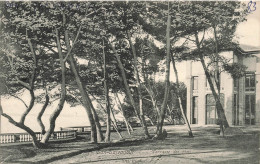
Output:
[0, 130, 77, 144]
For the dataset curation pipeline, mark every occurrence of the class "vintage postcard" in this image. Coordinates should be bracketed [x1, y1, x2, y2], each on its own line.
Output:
[0, 1, 259, 163]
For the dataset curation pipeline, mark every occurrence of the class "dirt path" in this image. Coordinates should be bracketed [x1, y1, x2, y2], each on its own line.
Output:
[49, 125, 260, 164]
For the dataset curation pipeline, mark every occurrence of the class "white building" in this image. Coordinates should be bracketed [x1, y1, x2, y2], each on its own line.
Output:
[186, 45, 260, 126]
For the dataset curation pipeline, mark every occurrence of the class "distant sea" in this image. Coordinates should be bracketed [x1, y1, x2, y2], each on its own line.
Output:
[1, 113, 90, 133]
[1, 96, 90, 133]
[0, 90, 125, 134]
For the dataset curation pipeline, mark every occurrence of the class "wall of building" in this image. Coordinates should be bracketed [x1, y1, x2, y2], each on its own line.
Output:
[248, 53, 260, 125]
[185, 51, 260, 126]
[186, 61, 192, 123]
[256, 54, 260, 125]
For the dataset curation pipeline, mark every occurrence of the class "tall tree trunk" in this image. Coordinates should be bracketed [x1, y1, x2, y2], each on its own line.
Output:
[41, 28, 66, 144]
[103, 39, 111, 142]
[171, 54, 193, 137]
[156, 3, 171, 138]
[127, 31, 150, 138]
[213, 25, 224, 136]
[194, 33, 229, 131]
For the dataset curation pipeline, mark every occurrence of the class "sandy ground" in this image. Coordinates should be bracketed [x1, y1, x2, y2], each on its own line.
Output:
[48, 125, 259, 164]
[0, 125, 259, 164]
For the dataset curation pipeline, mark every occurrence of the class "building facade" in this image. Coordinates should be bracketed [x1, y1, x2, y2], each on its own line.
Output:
[186, 45, 260, 126]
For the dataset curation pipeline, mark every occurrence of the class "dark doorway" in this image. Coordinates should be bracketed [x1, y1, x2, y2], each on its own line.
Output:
[233, 94, 239, 125]
[192, 96, 198, 124]
[245, 95, 255, 125]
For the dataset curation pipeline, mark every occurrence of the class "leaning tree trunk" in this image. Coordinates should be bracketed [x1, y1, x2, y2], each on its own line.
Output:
[68, 56, 98, 142]
[41, 28, 66, 144]
[156, 3, 171, 138]
[144, 83, 160, 125]
[109, 41, 142, 127]
[213, 25, 225, 136]
[64, 27, 102, 143]
[199, 56, 229, 129]
[171, 54, 193, 137]
[110, 106, 123, 139]
[142, 61, 161, 127]
[127, 31, 150, 139]
[194, 33, 229, 131]
[141, 58, 161, 118]
[114, 92, 133, 135]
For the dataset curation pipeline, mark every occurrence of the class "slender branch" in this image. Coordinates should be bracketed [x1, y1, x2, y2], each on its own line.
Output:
[199, 28, 206, 46]
[5, 85, 28, 108]
[90, 92, 122, 138]
[63, 25, 82, 62]
[143, 97, 152, 103]
[67, 89, 83, 104]
[19, 90, 35, 124]
[49, 97, 60, 104]
[63, 7, 103, 63]
[6, 55, 31, 90]
[89, 93, 106, 111]
[182, 36, 196, 43]
[6, 55, 14, 70]
[40, 43, 58, 54]
[11, 94, 29, 108]
[16, 78, 31, 90]
[114, 92, 134, 133]
[170, 36, 177, 41]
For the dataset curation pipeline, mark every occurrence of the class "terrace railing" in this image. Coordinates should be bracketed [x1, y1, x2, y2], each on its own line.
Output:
[0, 130, 77, 144]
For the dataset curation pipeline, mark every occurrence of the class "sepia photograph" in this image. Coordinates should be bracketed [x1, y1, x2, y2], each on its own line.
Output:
[0, 0, 259, 163]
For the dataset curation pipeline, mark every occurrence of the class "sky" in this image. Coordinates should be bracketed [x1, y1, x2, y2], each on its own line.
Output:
[1, 1, 260, 133]
[235, 1, 260, 47]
